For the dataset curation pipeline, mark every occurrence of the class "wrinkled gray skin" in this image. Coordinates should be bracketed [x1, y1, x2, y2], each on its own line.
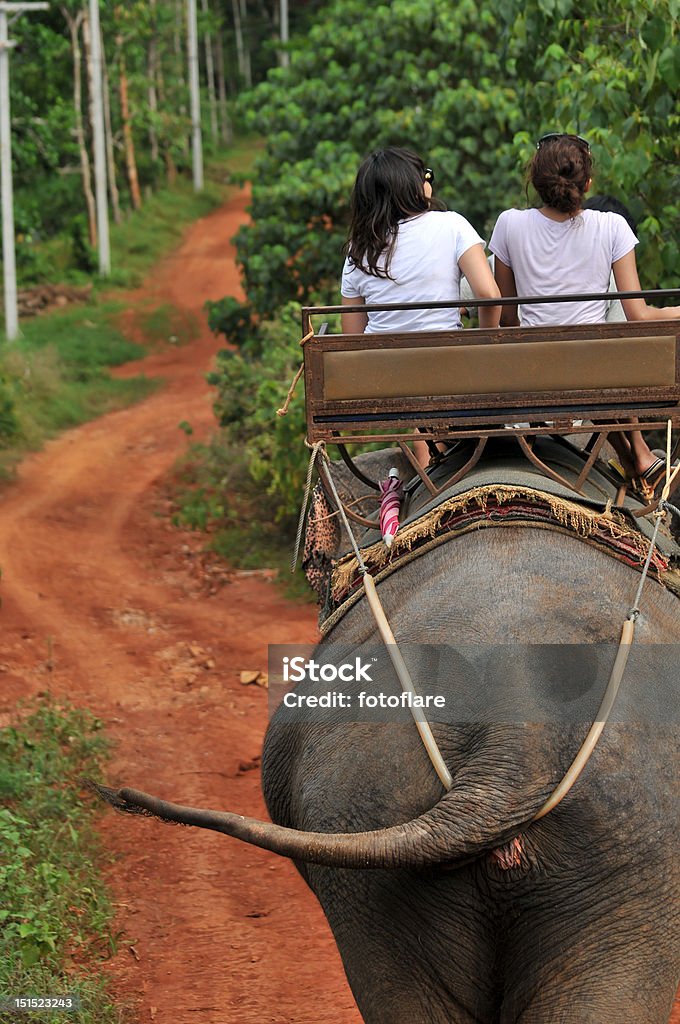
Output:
[98, 452, 680, 1023]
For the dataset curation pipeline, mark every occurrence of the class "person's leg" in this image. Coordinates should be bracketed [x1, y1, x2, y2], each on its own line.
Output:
[608, 429, 658, 476]
[625, 429, 659, 475]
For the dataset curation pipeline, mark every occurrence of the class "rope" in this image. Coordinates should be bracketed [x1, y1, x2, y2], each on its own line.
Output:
[628, 511, 664, 622]
[290, 440, 325, 572]
[320, 451, 368, 572]
[535, 419, 680, 820]
[294, 421, 680, 812]
[321, 454, 453, 790]
[532, 617, 635, 820]
[276, 326, 315, 418]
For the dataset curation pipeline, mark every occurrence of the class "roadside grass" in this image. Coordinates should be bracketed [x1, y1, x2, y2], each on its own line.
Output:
[137, 303, 201, 348]
[106, 140, 258, 289]
[0, 303, 154, 482]
[0, 139, 260, 484]
[0, 696, 123, 1024]
[170, 438, 315, 603]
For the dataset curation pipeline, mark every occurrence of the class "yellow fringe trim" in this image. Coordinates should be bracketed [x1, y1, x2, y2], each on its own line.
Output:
[331, 484, 645, 603]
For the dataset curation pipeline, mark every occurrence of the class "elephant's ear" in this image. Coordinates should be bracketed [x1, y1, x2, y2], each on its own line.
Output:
[302, 447, 413, 602]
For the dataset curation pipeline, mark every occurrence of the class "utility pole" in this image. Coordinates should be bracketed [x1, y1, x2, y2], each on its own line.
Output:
[279, 0, 289, 68]
[186, 0, 203, 191]
[0, 2, 48, 341]
[88, 0, 109, 275]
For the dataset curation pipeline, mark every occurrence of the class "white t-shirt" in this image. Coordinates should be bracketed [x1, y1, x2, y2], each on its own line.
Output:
[489, 208, 638, 326]
[341, 210, 485, 333]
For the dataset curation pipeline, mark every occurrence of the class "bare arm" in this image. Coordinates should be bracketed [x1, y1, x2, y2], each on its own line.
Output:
[613, 250, 680, 321]
[494, 256, 520, 327]
[341, 295, 368, 333]
[458, 244, 501, 328]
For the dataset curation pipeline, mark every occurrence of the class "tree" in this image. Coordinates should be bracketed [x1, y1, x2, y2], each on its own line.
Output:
[232, 0, 680, 316]
[61, 5, 97, 245]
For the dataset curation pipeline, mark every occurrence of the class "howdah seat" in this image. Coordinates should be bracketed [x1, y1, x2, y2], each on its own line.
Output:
[301, 294, 680, 514]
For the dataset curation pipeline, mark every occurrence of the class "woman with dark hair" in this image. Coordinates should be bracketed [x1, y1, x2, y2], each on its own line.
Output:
[341, 147, 500, 335]
[489, 132, 680, 487]
[341, 146, 500, 466]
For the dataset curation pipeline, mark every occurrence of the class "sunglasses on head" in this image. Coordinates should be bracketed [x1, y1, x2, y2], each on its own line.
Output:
[424, 167, 435, 184]
[536, 132, 590, 152]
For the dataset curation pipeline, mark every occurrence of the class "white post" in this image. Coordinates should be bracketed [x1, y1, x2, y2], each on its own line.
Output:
[279, 0, 289, 68]
[0, 2, 49, 341]
[0, 9, 18, 340]
[88, 0, 109, 275]
[186, 0, 203, 191]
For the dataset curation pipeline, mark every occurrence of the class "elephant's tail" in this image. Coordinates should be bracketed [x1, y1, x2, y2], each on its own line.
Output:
[87, 776, 547, 870]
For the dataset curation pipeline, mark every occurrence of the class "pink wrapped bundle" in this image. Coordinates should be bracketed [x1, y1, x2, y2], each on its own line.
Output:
[379, 469, 403, 548]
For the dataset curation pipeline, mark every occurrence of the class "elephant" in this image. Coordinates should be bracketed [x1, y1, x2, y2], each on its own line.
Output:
[95, 448, 680, 1023]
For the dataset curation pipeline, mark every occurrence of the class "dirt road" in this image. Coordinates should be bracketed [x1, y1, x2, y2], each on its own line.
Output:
[0, 185, 360, 1024]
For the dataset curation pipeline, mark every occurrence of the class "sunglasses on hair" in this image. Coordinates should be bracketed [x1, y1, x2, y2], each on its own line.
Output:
[424, 167, 435, 184]
[536, 133, 590, 152]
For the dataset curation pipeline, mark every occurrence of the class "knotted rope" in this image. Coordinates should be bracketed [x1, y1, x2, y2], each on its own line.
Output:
[290, 418, 680, 812]
[276, 325, 315, 418]
[291, 439, 326, 573]
[534, 421, 680, 820]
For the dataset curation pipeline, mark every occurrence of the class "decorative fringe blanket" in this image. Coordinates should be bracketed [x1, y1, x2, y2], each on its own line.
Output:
[322, 484, 679, 636]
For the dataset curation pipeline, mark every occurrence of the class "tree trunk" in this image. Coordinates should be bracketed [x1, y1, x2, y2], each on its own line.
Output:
[151, 25, 177, 187]
[117, 35, 142, 210]
[100, 26, 122, 224]
[201, 0, 219, 143]
[231, 0, 246, 83]
[175, 0, 189, 157]
[62, 6, 97, 247]
[239, 0, 252, 88]
[214, 27, 232, 143]
[147, 0, 159, 165]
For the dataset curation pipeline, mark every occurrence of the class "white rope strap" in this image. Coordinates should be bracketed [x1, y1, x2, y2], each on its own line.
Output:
[534, 419, 679, 819]
[321, 453, 453, 790]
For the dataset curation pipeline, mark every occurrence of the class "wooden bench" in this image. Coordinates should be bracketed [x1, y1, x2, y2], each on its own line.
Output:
[301, 301, 680, 510]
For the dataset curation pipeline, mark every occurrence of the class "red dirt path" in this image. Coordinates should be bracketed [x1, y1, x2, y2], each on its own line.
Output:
[0, 186, 360, 1024]
[0, 185, 677, 1024]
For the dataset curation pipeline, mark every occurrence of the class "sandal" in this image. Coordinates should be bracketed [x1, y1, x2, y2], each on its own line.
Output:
[631, 457, 679, 499]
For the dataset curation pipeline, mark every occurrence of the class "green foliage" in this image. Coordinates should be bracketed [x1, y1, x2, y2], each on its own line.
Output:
[0, 301, 154, 479]
[6, 0, 317, 284]
[205, 296, 261, 352]
[207, 302, 311, 526]
[0, 370, 19, 439]
[232, 0, 679, 316]
[0, 696, 120, 1023]
[0, 147, 260, 483]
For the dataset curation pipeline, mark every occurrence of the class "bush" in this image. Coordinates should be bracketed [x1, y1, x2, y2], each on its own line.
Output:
[205, 296, 261, 353]
[208, 302, 310, 526]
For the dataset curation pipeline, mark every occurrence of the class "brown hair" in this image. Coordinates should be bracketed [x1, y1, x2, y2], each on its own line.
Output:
[528, 135, 593, 215]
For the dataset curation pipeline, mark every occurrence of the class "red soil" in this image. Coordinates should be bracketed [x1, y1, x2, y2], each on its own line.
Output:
[0, 185, 360, 1024]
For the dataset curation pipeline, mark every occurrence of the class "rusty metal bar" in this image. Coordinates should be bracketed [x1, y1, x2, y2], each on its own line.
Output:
[303, 288, 680, 318]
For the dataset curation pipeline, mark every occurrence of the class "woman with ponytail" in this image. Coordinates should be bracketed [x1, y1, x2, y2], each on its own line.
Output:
[489, 132, 680, 486]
